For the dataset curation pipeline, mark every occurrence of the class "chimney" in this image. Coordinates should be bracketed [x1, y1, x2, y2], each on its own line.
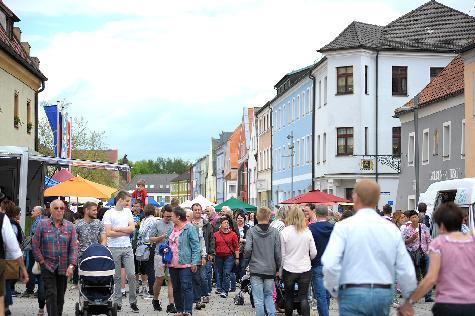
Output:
[13, 27, 21, 41]
[21, 42, 30, 56]
[31, 57, 40, 69]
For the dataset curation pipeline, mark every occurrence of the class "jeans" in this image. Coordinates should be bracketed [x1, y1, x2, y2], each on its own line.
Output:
[169, 267, 193, 313]
[282, 269, 312, 316]
[26, 250, 35, 292]
[311, 265, 330, 316]
[424, 255, 432, 300]
[203, 261, 213, 295]
[192, 265, 208, 302]
[339, 287, 393, 316]
[41, 269, 68, 316]
[37, 273, 46, 309]
[215, 256, 234, 293]
[110, 247, 137, 305]
[250, 276, 276, 316]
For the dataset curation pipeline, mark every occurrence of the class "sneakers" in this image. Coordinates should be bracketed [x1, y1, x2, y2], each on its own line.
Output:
[215, 290, 222, 295]
[130, 303, 139, 313]
[117, 305, 122, 311]
[121, 289, 127, 297]
[220, 292, 228, 298]
[166, 303, 177, 313]
[425, 298, 434, 303]
[202, 296, 210, 304]
[143, 293, 154, 300]
[152, 299, 162, 311]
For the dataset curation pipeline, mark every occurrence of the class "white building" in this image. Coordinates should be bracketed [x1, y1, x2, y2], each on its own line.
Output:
[248, 108, 259, 206]
[312, 1, 475, 208]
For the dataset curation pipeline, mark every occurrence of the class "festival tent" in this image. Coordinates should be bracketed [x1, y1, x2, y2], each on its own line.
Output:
[180, 195, 215, 209]
[214, 197, 257, 212]
[44, 176, 59, 188]
[280, 190, 350, 205]
[180, 200, 193, 208]
[44, 176, 117, 199]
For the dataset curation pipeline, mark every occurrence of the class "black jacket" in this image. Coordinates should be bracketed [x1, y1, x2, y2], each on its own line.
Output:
[202, 220, 215, 256]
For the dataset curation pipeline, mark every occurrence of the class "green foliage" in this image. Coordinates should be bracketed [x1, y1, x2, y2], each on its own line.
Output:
[130, 157, 191, 177]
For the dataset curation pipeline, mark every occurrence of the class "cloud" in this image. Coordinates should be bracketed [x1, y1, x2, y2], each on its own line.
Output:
[19, 0, 405, 160]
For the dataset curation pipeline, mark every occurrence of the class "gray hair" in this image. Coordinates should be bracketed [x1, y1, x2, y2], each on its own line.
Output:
[315, 205, 328, 217]
[36, 206, 45, 216]
[276, 206, 287, 220]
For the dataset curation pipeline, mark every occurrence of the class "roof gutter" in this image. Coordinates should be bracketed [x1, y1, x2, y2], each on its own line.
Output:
[309, 71, 316, 190]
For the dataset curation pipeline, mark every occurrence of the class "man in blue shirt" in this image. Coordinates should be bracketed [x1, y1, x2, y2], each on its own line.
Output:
[308, 205, 333, 316]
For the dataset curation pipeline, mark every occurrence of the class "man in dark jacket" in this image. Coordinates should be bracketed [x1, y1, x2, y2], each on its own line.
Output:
[244, 207, 281, 316]
[308, 205, 334, 316]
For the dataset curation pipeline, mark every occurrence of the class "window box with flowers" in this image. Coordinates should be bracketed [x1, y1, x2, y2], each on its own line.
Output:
[14, 116, 22, 128]
[27, 122, 33, 134]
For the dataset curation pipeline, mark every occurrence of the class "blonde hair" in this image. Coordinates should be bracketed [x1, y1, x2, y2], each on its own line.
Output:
[256, 207, 272, 222]
[286, 205, 306, 233]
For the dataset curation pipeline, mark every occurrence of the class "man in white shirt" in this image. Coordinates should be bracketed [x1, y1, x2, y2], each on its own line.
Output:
[102, 191, 139, 313]
[321, 180, 416, 316]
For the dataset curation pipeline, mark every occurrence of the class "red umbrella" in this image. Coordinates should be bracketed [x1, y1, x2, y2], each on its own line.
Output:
[51, 169, 74, 183]
[280, 190, 350, 204]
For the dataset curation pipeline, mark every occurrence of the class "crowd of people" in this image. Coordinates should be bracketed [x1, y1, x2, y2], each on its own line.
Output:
[0, 178, 473, 316]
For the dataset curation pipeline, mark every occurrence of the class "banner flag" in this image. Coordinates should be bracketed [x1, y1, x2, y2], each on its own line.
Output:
[43, 105, 58, 156]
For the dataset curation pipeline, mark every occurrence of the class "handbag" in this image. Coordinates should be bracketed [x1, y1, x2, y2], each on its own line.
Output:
[32, 261, 41, 275]
[219, 232, 239, 274]
[1, 259, 20, 280]
[409, 224, 426, 268]
[135, 244, 150, 261]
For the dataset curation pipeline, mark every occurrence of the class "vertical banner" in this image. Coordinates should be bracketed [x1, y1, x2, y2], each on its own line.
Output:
[67, 117, 72, 159]
[60, 110, 69, 158]
[43, 105, 58, 157]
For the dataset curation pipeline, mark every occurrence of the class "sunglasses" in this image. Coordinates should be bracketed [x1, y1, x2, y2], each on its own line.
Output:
[53, 207, 65, 210]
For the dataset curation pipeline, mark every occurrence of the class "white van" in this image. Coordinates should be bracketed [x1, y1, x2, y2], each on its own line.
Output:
[419, 178, 475, 236]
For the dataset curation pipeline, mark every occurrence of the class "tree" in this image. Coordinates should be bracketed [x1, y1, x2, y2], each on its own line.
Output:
[38, 116, 116, 187]
[130, 157, 191, 177]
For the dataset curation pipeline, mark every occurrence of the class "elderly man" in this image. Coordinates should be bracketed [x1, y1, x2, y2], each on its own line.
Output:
[205, 206, 219, 232]
[322, 180, 416, 316]
[32, 199, 78, 316]
[22, 206, 45, 297]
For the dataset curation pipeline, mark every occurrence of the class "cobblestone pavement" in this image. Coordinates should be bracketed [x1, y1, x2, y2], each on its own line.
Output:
[9, 283, 434, 315]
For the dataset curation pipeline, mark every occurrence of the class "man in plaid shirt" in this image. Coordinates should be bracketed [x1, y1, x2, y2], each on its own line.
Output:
[33, 199, 78, 316]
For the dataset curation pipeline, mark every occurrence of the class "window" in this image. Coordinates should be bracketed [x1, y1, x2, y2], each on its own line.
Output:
[296, 95, 300, 119]
[322, 133, 326, 162]
[229, 185, 236, 193]
[337, 127, 353, 155]
[301, 91, 306, 116]
[13, 92, 19, 128]
[422, 129, 429, 165]
[296, 140, 300, 166]
[392, 127, 401, 156]
[307, 135, 311, 163]
[364, 65, 368, 94]
[337, 66, 353, 94]
[433, 129, 439, 156]
[292, 98, 295, 121]
[462, 120, 465, 158]
[317, 135, 321, 163]
[443, 121, 451, 160]
[166, 185, 169, 188]
[408, 132, 415, 166]
[26, 100, 32, 134]
[300, 139, 304, 166]
[364, 127, 368, 155]
[408, 195, 416, 211]
[318, 80, 322, 108]
[345, 188, 353, 201]
[307, 88, 311, 113]
[392, 66, 407, 95]
[323, 77, 327, 105]
[430, 67, 444, 81]
[287, 102, 291, 124]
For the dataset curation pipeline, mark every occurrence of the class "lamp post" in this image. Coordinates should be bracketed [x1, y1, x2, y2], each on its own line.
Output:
[287, 131, 294, 198]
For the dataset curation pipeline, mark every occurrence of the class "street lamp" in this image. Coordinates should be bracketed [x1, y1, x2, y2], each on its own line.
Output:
[286, 131, 295, 198]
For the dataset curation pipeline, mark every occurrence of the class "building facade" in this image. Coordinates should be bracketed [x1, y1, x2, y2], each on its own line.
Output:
[0, 2, 47, 150]
[272, 66, 314, 204]
[127, 173, 177, 204]
[170, 171, 191, 203]
[462, 45, 475, 177]
[248, 109, 259, 206]
[256, 102, 272, 207]
[238, 108, 256, 203]
[206, 138, 218, 203]
[224, 125, 240, 200]
[215, 132, 232, 203]
[395, 56, 465, 210]
[312, 1, 475, 208]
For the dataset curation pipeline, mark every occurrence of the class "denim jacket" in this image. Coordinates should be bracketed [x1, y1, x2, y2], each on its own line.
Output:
[177, 223, 200, 265]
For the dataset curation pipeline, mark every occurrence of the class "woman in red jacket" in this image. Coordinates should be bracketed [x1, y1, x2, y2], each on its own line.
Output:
[214, 216, 239, 298]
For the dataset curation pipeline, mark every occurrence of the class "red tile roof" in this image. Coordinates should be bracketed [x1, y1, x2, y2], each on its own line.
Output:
[0, 2, 47, 80]
[394, 55, 463, 116]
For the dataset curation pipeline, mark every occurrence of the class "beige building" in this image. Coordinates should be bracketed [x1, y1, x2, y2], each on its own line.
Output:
[256, 102, 272, 208]
[0, 2, 47, 150]
[462, 45, 475, 177]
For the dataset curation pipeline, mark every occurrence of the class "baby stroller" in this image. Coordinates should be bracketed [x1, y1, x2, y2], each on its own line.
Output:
[275, 278, 302, 315]
[75, 244, 117, 316]
[234, 273, 252, 305]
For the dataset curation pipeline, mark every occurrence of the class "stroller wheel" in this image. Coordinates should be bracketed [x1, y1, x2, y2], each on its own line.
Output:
[75, 303, 80, 316]
[109, 303, 118, 316]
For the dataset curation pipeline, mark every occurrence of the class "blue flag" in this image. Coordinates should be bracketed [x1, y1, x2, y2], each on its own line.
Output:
[43, 105, 58, 156]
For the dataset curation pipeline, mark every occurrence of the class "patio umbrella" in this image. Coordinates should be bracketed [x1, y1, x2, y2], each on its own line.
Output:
[280, 190, 349, 204]
[190, 195, 215, 208]
[44, 176, 118, 199]
[51, 169, 74, 182]
[215, 197, 257, 212]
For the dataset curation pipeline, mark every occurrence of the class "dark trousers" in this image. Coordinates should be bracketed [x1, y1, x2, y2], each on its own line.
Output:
[42, 269, 67, 316]
[282, 269, 312, 316]
[26, 250, 35, 292]
[432, 303, 475, 316]
[169, 267, 193, 313]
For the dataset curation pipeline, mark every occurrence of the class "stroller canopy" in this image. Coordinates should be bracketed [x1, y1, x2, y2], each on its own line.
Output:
[79, 244, 115, 277]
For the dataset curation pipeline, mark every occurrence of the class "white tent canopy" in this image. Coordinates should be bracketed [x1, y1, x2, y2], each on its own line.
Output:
[180, 195, 215, 209]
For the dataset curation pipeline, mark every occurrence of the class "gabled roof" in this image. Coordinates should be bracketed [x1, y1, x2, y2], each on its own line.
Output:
[171, 171, 191, 182]
[394, 55, 464, 117]
[320, 1, 475, 53]
[127, 173, 177, 193]
[274, 64, 313, 90]
[0, 2, 47, 81]
[320, 21, 382, 52]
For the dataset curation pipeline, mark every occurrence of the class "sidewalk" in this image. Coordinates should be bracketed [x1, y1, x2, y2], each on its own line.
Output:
[9, 283, 434, 315]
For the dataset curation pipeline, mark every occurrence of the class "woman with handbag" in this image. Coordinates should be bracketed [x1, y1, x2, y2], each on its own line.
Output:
[235, 212, 250, 281]
[399, 202, 475, 316]
[214, 216, 239, 298]
[403, 210, 432, 302]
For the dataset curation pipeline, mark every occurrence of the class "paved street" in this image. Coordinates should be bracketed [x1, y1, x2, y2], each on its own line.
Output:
[9, 283, 434, 315]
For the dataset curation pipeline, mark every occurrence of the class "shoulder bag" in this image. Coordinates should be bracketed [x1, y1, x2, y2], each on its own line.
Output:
[409, 224, 426, 268]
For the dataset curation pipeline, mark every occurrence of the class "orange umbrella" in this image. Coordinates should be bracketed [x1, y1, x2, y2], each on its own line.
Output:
[44, 176, 117, 199]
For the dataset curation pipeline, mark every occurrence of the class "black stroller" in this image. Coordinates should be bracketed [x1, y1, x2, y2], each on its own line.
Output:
[276, 278, 303, 315]
[234, 273, 252, 305]
[75, 244, 117, 316]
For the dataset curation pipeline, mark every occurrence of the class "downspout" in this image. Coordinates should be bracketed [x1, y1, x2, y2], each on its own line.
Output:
[270, 106, 273, 207]
[375, 51, 379, 183]
[35, 80, 46, 152]
[309, 71, 316, 190]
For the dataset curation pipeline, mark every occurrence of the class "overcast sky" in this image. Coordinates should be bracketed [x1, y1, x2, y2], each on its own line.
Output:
[8, 0, 473, 162]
